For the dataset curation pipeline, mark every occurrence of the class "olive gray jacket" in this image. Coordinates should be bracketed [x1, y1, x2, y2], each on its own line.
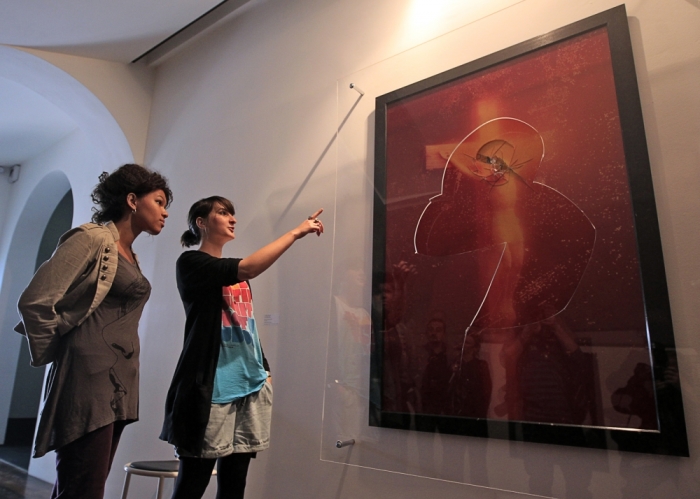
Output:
[15, 222, 120, 366]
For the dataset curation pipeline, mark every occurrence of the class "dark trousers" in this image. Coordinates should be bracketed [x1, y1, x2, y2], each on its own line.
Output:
[172, 453, 253, 499]
[50, 421, 127, 499]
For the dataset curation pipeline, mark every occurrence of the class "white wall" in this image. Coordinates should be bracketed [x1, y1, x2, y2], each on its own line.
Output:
[104, 0, 700, 498]
[18, 47, 155, 165]
[0, 46, 134, 479]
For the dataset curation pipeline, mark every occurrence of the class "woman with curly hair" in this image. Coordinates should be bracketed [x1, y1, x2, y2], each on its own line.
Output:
[15, 163, 172, 499]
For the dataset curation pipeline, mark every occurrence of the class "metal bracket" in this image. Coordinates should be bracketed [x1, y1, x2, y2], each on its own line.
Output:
[335, 439, 355, 448]
[349, 83, 365, 96]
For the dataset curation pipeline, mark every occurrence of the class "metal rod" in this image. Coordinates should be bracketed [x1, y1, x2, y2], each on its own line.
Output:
[335, 439, 355, 448]
[349, 83, 365, 96]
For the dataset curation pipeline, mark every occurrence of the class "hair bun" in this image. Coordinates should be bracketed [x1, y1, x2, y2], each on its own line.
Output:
[181, 229, 199, 247]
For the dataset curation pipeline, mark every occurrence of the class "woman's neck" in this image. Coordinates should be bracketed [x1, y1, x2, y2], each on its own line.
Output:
[198, 240, 224, 258]
[113, 217, 141, 261]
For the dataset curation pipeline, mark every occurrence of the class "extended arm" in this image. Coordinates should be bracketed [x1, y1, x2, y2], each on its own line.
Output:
[237, 209, 324, 280]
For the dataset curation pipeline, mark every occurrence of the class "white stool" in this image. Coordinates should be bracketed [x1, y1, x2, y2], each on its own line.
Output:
[120, 460, 217, 499]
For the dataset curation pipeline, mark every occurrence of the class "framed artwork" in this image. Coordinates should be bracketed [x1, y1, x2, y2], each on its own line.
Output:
[370, 5, 688, 456]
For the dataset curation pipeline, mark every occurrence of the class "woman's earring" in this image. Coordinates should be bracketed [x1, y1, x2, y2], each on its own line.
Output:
[132, 209, 136, 214]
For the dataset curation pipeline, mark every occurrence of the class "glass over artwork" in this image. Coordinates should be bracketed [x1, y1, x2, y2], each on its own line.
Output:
[370, 22, 687, 454]
[322, 7, 689, 497]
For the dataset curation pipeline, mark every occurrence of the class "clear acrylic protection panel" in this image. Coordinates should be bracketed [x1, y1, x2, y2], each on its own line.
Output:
[321, 5, 689, 497]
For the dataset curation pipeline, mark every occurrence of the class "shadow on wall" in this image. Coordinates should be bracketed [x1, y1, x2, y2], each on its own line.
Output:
[2, 190, 73, 470]
[0, 171, 73, 443]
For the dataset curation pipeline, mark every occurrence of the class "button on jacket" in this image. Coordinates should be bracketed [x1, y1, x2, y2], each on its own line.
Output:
[15, 222, 120, 366]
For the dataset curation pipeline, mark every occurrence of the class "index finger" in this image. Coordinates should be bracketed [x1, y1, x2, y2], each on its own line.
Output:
[310, 208, 324, 218]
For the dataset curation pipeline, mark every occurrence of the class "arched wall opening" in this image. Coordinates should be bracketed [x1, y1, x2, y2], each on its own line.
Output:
[0, 45, 134, 482]
[0, 174, 72, 468]
[3, 188, 73, 470]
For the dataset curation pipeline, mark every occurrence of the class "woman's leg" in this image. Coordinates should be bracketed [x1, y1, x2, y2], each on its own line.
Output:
[172, 457, 217, 499]
[215, 453, 253, 499]
[50, 421, 126, 499]
[108, 421, 127, 470]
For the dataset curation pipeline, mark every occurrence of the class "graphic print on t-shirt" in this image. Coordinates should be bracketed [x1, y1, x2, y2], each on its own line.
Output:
[214, 281, 266, 402]
[222, 282, 254, 345]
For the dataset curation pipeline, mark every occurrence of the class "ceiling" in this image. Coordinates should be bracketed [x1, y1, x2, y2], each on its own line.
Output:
[0, 0, 234, 168]
[0, 0, 225, 63]
[0, 77, 78, 166]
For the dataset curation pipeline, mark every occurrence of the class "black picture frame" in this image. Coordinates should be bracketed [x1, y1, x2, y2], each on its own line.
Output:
[370, 4, 689, 456]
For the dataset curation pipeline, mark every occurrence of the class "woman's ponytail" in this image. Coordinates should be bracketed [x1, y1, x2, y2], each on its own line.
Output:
[181, 228, 200, 247]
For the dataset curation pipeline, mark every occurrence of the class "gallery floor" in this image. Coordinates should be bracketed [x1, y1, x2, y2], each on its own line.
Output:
[0, 418, 52, 498]
[0, 458, 52, 499]
[0, 440, 51, 499]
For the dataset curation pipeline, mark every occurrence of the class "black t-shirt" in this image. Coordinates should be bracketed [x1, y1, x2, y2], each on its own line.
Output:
[160, 251, 269, 454]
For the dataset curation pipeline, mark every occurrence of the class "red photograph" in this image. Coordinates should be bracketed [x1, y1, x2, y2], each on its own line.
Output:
[371, 7, 688, 455]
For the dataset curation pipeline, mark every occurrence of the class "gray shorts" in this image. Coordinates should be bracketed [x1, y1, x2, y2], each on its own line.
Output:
[178, 380, 273, 459]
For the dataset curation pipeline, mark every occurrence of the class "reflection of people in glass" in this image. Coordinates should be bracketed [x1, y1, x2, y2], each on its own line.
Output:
[419, 318, 451, 416]
[611, 343, 686, 450]
[378, 271, 415, 415]
[499, 313, 589, 425]
[330, 261, 371, 439]
[451, 330, 492, 419]
[436, 329, 493, 485]
[500, 315, 594, 498]
[612, 344, 686, 497]
[611, 362, 656, 428]
[334, 263, 371, 395]
[414, 316, 450, 477]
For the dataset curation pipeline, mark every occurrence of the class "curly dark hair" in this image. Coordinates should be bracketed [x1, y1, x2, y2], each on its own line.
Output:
[91, 164, 172, 223]
[181, 196, 235, 247]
